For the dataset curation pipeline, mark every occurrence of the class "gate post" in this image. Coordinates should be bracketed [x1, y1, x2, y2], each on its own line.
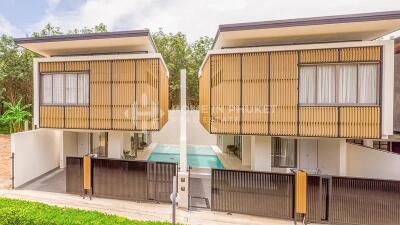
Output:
[295, 171, 307, 224]
[178, 69, 189, 209]
[83, 155, 92, 199]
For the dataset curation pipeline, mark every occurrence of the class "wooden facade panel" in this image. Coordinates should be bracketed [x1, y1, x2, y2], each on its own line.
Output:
[270, 51, 297, 135]
[299, 107, 338, 137]
[199, 58, 211, 132]
[136, 59, 159, 131]
[300, 49, 339, 63]
[38, 58, 167, 130]
[39, 62, 64, 72]
[242, 53, 268, 135]
[341, 47, 381, 62]
[159, 61, 169, 128]
[40, 106, 64, 128]
[111, 60, 135, 129]
[65, 61, 89, 71]
[340, 107, 380, 138]
[90, 61, 111, 129]
[65, 106, 89, 129]
[112, 106, 134, 130]
[211, 54, 241, 134]
[203, 47, 381, 137]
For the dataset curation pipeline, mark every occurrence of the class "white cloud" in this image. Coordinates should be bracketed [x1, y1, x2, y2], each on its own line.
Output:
[31, 0, 400, 42]
[0, 15, 20, 36]
[47, 0, 61, 11]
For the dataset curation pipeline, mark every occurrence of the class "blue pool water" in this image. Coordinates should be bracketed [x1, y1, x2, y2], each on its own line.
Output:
[148, 144, 224, 169]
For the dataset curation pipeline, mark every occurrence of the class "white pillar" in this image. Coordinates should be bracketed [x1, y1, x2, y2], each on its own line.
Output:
[339, 139, 348, 176]
[241, 136, 251, 166]
[59, 131, 65, 169]
[178, 69, 189, 209]
[250, 136, 272, 172]
[108, 132, 123, 159]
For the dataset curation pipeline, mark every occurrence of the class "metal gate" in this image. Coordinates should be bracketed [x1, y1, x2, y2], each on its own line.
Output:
[66, 157, 177, 203]
[306, 175, 331, 223]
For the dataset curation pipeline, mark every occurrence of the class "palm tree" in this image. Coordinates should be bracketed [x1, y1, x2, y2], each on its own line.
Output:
[0, 99, 31, 133]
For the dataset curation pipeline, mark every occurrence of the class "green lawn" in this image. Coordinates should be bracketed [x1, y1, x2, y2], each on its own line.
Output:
[0, 198, 174, 225]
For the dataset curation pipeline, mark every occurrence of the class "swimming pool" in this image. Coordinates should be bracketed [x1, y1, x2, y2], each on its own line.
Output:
[147, 144, 224, 169]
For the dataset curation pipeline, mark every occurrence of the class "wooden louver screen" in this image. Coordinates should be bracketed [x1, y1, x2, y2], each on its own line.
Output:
[39, 58, 168, 131]
[201, 46, 382, 138]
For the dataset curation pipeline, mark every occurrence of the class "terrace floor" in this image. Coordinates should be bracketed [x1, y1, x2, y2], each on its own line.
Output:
[0, 188, 319, 225]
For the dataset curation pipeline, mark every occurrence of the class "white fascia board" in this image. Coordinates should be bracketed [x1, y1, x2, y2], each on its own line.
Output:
[198, 40, 390, 77]
[382, 40, 394, 137]
[34, 53, 169, 77]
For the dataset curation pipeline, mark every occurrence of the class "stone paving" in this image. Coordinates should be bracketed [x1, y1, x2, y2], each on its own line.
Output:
[0, 135, 11, 189]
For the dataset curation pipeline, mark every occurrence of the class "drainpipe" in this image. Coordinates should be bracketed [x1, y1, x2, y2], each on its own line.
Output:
[178, 69, 189, 209]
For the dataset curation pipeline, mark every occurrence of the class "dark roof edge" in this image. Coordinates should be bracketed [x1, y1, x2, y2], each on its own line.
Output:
[396, 37, 400, 54]
[212, 10, 400, 49]
[14, 29, 151, 44]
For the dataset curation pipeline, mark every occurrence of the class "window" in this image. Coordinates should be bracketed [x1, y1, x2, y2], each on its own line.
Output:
[299, 63, 379, 105]
[271, 138, 297, 168]
[40, 73, 89, 105]
[346, 139, 363, 145]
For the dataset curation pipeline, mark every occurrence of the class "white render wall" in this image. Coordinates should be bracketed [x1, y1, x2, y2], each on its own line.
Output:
[61, 131, 78, 168]
[152, 110, 217, 145]
[11, 129, 61, 187]
[346, 143, 400, 180]
[251, 136, 271, 172]
[108, 132, 124, 159]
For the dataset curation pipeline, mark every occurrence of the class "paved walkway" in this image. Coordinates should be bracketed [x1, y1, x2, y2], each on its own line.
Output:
[0, 189, 314, 225]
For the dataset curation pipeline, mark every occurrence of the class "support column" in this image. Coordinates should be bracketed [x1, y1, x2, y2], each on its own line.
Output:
[108, 132, 123, 159]
[178, 69, 189, 209]
[241, 136, 251, 166]
[250, 136, 272, 172]
[339, 139, 348, 176]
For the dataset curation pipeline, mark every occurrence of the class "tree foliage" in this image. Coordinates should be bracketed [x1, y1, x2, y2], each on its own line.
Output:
[152, 29, 212, 108]
[0, 98, 31, 133]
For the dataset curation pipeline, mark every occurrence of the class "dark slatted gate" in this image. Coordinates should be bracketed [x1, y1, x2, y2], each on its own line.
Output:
[211, 169, 294, 219]
[147, 161, 177, 202]
[306, 175, 331, 223]
[66, 157, 83, 194]
[66, 157, 176, 203]
[330, 176, 400, 225]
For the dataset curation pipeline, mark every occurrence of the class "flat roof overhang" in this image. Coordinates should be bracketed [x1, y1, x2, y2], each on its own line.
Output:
[213, 11, 400, 49]
[14, 29, 157, 57]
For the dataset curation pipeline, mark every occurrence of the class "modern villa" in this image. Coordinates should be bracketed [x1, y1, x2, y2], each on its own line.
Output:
[6, 10, 400, 225]
[12, 30, 169, 186]
[199, 11, 400, 179]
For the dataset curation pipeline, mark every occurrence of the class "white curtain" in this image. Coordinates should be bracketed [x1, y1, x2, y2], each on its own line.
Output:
[358, 64, 378, 104]
[299, 67, 316, 104]
[41, 75, 52, 104]
[78, 74, 89, 104]
[52, 74, 64, 104]
[65, 74, 77, 104]
[317, 66, 336, 104]
[338, 65, 357, 103]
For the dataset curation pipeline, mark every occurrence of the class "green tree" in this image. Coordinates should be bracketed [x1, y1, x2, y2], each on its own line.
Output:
[0, 99, 32, 133]
[152, 29, 212, 108]
[0, 35, 36, 106]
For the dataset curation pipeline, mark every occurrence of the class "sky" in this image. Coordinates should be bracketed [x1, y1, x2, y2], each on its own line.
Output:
[1, 0, 400, 42]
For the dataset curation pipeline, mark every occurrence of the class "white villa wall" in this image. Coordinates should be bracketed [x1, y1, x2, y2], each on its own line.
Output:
[317, 139, 341, 175]
[11, 129, 61, 187]
[152, 110, 217, 145]
[61, 131, 78, 168]
[241, 136, 251, 166]
[251, 136, 271, 172]
[108, 132, 123, 159]
[346, 143, 400, 180]
[77, 132, 89, 156]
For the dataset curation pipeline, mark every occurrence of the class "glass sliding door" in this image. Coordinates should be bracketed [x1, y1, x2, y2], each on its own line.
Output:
[90, 132, 108, 157]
